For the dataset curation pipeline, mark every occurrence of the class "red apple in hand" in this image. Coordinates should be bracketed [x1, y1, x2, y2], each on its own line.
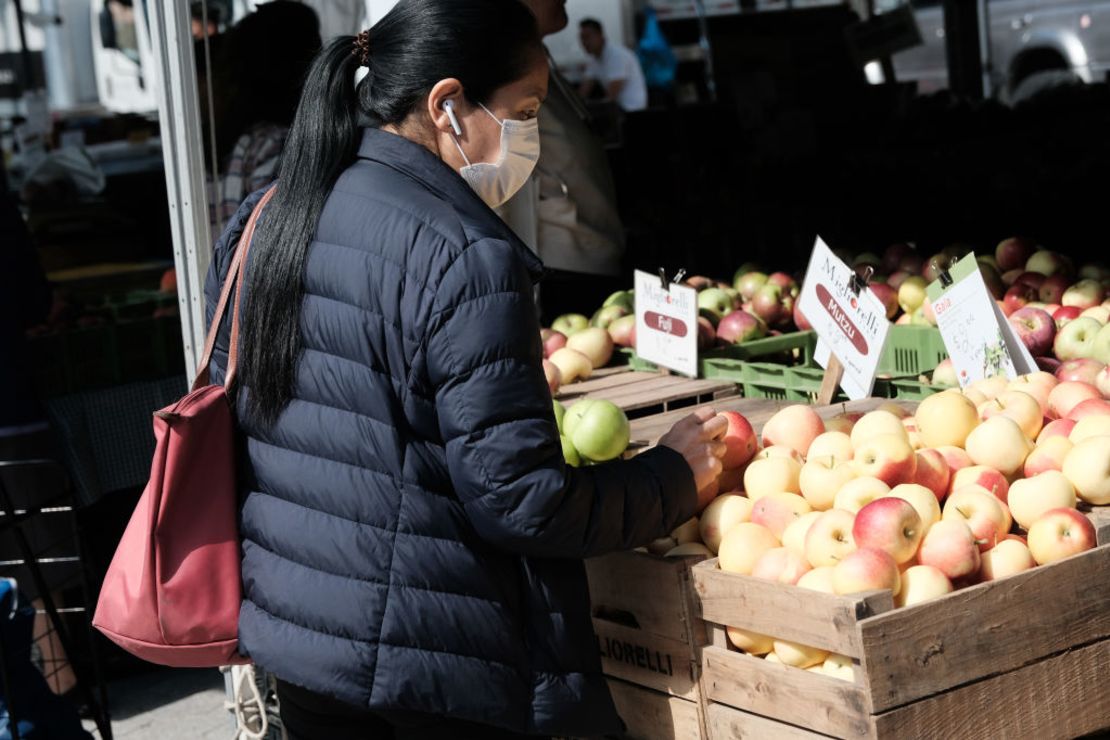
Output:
[1008, 307, 1057, 357]
[720, 411, 758, 470]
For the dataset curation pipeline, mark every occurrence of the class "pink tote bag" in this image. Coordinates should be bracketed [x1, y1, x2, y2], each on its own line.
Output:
[93, 188, 275, 667]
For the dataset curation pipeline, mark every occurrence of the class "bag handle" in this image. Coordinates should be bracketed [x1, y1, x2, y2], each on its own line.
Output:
[193, 187, 277, 392]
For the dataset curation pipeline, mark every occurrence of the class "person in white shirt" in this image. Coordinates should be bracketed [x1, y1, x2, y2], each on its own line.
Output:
[501, 0, 628, 323]
[577, 17, 648, 113]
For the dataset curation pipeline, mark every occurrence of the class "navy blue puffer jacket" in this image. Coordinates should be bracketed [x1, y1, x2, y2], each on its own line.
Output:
[204, 128, 697, 736]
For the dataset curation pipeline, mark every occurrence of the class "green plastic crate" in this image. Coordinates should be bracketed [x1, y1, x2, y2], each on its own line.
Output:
[890, 378, 951, 401]
[878, 326, 949, 378]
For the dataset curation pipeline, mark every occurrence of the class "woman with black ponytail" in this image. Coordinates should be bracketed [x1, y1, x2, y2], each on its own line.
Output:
[204, 1, 726, 737]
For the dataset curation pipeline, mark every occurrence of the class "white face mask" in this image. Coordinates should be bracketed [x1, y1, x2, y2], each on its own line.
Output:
[450, 103, 540, 209]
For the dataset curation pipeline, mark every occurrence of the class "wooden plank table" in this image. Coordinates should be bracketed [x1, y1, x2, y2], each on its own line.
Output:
[556, 367, 739, 418]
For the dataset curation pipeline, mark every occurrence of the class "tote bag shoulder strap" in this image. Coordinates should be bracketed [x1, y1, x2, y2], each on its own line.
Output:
[193, 187, 277, 391]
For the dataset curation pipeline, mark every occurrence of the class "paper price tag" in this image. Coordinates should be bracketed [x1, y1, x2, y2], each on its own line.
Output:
[797, 238, 892, 400]
[927, 254, 1035, 387]
[634, 270, 698, 378]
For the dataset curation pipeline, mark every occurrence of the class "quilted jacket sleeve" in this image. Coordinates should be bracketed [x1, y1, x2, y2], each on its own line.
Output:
[427, 237, 698, 560]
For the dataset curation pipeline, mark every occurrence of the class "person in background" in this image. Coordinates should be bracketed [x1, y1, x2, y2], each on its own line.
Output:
[190, 2, 220, 39]
[206, 1, 322, 231]
[204, 0, 726, 735]
[0, 181, 75, 698]
[578, 18, 648, 113]
[503, 0, 627, 324]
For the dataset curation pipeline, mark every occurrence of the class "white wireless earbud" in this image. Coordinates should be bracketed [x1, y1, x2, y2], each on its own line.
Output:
[443, 100, 463, 136]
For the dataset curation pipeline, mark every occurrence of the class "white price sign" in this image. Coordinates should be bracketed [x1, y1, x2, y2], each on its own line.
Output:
[797, 238, 892, 400]
[634, 270, 698, 378]
[927, 253, 1036, 387]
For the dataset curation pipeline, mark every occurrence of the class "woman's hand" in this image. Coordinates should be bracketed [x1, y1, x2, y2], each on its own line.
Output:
[658, 408, 729, 511]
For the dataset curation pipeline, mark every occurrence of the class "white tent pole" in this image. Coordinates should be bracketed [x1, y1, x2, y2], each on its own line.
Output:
[147, 0, 213, 378]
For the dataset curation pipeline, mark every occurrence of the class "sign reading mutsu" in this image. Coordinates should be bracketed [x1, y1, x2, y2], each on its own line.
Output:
[635, 269, 699, 378]
[798, 238, 893, 400]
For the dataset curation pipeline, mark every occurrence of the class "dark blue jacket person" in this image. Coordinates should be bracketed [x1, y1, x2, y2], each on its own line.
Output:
[205, 1, 726, 736]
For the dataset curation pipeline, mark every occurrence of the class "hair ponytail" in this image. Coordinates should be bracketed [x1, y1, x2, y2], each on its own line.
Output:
[236, 0, 542, 427]
[238, 38, 362, 426]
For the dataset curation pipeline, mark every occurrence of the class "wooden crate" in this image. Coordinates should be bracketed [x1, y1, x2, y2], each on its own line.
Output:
[557, 367, 738, 419]
[691, 513, 1110, 739]
[606, 678, 704, 740]
[586, 551, 710, 738]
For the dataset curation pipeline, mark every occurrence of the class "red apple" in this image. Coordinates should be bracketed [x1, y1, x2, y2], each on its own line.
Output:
[979, 264, 1006, 300]
[1054, 359, 1106, 386]
[1039, 274, 1070, 304]
[751, 284, 790, 327]
[541, 329, 568, 359]
[767, 272, 798, 292]
[918, 519, 981, 580]
[1048, 381, 1102, 420]
[887, 271, 912, 290]
[1013, 272, 1047, 291]
[1007, 307, 1057, 357]
[913, 449, 951, 500]
[720, 411, 758, 470]
[1053, 305, 1082, 328]
[1068, 398, 1110, 421]
[832, 547, 901, 596]
[1003, 284, 1039, 316]
[717, 310, 765, 346]
[853, 434, 917, 487]
[793, 303, 812, 332]
[853, 498, 924, 564]
[608, 315, 636, 348]
[1027, 508, 1097, 565]
[735, 272, 769, 301]
[868, 283, 899, 320]
[949, 465, 1009, 505]
[995, 237, 1036, 273]
[1037, 418, 1077, 443]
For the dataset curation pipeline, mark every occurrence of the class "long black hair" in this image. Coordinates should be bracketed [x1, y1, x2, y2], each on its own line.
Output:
[239, 0, 543, 427]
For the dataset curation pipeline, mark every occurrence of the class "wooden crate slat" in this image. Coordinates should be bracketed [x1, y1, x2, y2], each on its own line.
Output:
[706, 703, 833, 740]
[859, 543, 1110, 711]
[702, 646, 873, 738]
[587, 376, 737, 413]
[593, 618, 700, 700]
[870, 639, 1110, 740]
[586, 552, 703, 645]
[693, 560, 893, 658]
[556, 369, 659, 400]
[607, 678, 704, 740]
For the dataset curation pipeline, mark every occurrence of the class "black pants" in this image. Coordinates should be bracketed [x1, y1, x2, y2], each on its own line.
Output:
[276, 680, 547, 740]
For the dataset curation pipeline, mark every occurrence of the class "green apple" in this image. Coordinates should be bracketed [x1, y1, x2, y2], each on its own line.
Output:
[570, 399, 631, 462]
[698, 288, 734, 320]
[563, 399, 597, 438]
[734, 271, 768, 300]
[561, 435, 581, 467]
[552, 314, 589, 337]
[553, 400, 566, 434]
[602, 290, 635, 313]
[591, 304, 630, 330]
[1092, 322, 1110, 364]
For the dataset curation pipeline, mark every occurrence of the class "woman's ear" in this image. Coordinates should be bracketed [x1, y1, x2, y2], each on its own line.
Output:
[427, 78, 466, 136]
